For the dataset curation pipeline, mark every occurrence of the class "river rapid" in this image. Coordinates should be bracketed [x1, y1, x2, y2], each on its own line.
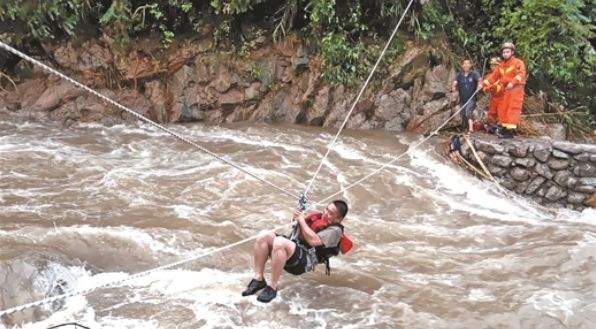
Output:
[0, 114, 594, 329]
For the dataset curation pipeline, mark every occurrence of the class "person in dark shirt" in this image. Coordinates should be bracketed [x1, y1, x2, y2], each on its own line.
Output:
[452, 59, 481, 133]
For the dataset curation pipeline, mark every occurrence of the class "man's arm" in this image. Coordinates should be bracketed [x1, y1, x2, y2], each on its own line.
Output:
[451, 80, 458, 92]
[475, 71, 482, 90]
[294, 212, 323, 246]
[514, 59, 526, 85]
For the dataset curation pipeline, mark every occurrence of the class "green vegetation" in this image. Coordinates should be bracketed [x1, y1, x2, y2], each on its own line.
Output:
[1, 0, 594, 124]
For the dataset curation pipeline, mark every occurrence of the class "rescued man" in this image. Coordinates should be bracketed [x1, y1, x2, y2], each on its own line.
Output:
[242, 200, 349, 303]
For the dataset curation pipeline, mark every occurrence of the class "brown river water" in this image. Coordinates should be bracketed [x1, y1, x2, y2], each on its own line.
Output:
[0, 114, 594, 329]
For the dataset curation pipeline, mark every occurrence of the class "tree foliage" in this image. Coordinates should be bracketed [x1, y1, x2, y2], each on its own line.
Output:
[0, 0, 594, 113]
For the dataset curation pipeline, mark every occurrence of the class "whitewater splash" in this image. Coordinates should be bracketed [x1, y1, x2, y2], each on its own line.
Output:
[1, 118, 594, 328]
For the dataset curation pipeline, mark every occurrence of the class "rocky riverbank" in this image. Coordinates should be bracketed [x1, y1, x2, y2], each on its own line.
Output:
[1, 36, 477, 134]
[456, 134, 596, 211]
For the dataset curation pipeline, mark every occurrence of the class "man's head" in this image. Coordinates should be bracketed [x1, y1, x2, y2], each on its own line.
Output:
[501, 42, 515, 60]
[490, 56, 501, 69]
[461, 59, 472, 73]
[322, 200, 348, 223]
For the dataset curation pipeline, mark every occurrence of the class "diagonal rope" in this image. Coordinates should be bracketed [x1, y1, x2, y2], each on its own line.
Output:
[0, 41, 300, 201]
[0, 84, 480, 319]
[302, 0, 416, 198]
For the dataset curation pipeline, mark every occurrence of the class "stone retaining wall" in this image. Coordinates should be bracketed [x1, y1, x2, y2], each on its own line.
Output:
[457, 135, 595, 211]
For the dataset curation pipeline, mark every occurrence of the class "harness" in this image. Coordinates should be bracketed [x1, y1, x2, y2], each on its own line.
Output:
[291, 212, 353, 275]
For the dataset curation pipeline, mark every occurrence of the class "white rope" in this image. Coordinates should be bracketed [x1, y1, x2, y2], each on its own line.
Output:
[0, 35, 487, 320]
[302, 0, 416, 198]
[311, 88, 482, 208]
[0, 223, 292, 318]
[0, 41, 300, 201]
[0, 84, 480, 321]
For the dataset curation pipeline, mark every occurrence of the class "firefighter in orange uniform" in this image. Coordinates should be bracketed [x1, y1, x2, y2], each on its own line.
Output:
[482, 57, 503, 125]
[493, 42, 526, 138]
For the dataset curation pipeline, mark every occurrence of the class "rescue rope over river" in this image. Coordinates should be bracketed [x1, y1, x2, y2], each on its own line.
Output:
[0, 0, 495, 317]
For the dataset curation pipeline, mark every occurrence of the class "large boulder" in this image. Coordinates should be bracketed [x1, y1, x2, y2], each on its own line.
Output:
[405, 106, 456, 134]
[250, 92, 275, 122]
[210, 66, 234, 93]
[219, 89, 245, 106]
[374, 88, 410, 121]
[323, 85, 353, 128]
[194, 57, 213, 84]
[144, 81, 168, 123]
[244, 82, 262, 101]
[387, 43, 429, 89]
[304, 86, 331, 126]
[18, 78, 47, 109]
[115, 50, 158, 81]
[405, 98, 455, 134]
[116, 89, 153, 121]
[168, 65, 196, 122]
[0, 89, 20, 111]
[412, 64, 455, 108]
[271, 90, 302, 123]
[52, 39, 114, 85]
[77, 90, 117, 122]
[31, 81, 83, 112]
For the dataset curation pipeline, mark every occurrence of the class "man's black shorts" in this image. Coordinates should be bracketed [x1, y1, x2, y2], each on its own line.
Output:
[275, 235, 307, 275]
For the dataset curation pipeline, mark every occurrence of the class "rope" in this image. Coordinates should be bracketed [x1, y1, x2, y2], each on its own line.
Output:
[302, 0, 416, 198]
[0, 41, 300, 201]
[1, 73, 481, 319]
[455, 151, 492, 180]
[0, 38, 493, 320]
[310, 88, 482, 208]
[0, 223, 292, 318]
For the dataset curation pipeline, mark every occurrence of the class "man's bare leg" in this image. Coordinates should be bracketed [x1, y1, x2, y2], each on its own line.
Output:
[269, 237, 296, 290]
[253, 231, 275, 280]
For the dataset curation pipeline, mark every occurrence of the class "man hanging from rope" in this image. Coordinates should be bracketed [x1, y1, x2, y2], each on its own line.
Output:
[242, 200, 351, 303]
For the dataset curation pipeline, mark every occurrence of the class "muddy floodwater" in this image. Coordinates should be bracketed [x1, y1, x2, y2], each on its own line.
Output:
[0, 116, 594, 329]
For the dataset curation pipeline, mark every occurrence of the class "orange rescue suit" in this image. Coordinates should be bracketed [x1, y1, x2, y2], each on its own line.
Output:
[482, 69, 504, 124]
[493, 57, 526, 129]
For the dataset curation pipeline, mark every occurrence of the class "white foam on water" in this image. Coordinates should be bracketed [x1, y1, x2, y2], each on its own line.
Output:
[331, 140, 420, 176]
[409, 147, 552, 224]
[0, 204, 53, 216]
[553, 207, 596, 227]
[527, 290, 583, 326]
[467, 288, 496, 302]
[0, 225, 189, 258]
[46, 225, 187, 258]
[174, 124, 311, 154]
